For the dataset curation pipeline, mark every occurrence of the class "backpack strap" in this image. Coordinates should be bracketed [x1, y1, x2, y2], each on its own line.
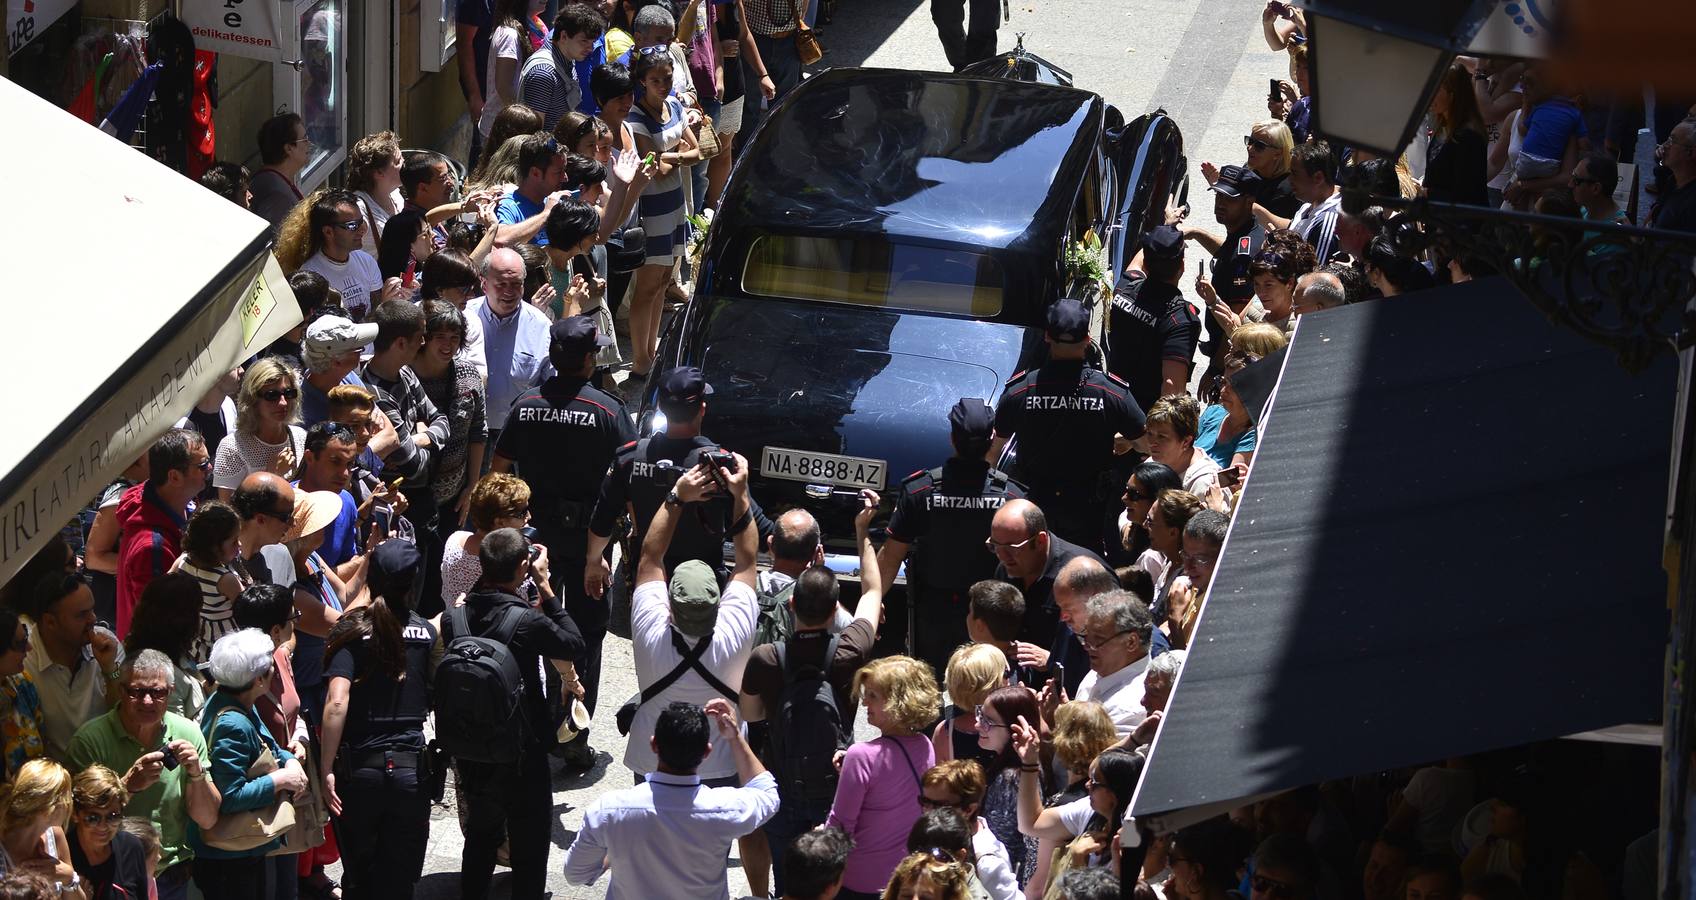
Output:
[444, 603, 471, 642]
[634, 628, 715, 708]
[779, 633, 839, 680]
[489, 605, 528, 644]
[670, 628, 738, 703]
[883, 735, 923, 790]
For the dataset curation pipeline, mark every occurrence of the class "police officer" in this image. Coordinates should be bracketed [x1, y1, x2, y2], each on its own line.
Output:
[877, 398, 1024, 677]
[1106, 225, 1201, 416]
[988, 299, 1146, 553]
[490, 316, 631, 766]
[585, 366, 772, 593]
[1179, 164, 1267, 378]
[320, 540, 437, 900]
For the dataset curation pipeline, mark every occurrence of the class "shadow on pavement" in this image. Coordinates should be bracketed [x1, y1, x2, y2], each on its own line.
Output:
[805, 0, 932, 72]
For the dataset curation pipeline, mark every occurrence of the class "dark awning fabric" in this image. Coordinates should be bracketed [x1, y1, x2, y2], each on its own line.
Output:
[1131, 277, 1674, 830]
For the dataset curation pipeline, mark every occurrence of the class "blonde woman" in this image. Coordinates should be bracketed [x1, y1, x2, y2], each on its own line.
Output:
[1205, 120, 1299, 219]
[1025, 701, 1118, 899]
[827, 656, 941, 899]
[879, 850, 974, 900]
[0, 758, 81, 895]
[931, 644, 1008, 766]
[212, 360, 306, 502]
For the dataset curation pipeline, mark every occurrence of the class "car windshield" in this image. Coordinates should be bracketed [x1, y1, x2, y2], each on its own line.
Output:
[740, 235, 1004, 317]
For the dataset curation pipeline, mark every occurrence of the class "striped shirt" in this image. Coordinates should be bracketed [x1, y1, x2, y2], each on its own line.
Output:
[182, 560, 242, 666]
[519, 44, 582, 130]
[1291, 190, 1342, 264]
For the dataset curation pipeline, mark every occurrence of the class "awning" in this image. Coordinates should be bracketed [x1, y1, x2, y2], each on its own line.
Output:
[0, 76, 301, 585]
[1132, 278, 1675, 831]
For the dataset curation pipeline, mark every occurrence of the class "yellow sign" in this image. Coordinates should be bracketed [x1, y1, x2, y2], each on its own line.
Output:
[240, 258, 280, 347]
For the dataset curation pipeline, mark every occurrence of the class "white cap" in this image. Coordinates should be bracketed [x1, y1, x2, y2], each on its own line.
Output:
[304, 315, 379, 356]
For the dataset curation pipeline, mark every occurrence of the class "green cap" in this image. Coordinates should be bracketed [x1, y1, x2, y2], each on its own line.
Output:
[668, 560, 721, 637]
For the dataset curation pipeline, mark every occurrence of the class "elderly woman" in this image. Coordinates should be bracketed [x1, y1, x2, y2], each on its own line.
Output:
[412, 301, 488, 541]
[440, 474, 531, 606]
[121, 572, 208, 719]
[826, 655, 940, 899]
[67, 764, 148, 900]
[213, 359, 307, 501]
[0, 759, 78, 891]
[191, 629, 309, 900]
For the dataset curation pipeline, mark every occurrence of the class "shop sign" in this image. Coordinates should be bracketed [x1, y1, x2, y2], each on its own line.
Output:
[180, 0, 283, 62]
[7, 0, 77, 56]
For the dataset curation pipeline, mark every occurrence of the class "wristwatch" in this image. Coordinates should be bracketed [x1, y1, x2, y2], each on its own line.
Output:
[665, 489, 682, 507]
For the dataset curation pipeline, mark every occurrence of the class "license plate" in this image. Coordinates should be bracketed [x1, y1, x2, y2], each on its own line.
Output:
[760, 446, 887, 491]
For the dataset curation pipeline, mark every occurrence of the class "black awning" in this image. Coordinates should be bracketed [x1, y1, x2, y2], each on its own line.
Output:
[1132, 278, 1675, 828]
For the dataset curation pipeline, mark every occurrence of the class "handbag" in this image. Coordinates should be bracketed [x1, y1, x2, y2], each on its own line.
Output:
[792, 0, 822, 65]
[201, 712, 298, 852]
[267, 736, 329, 857]
[607, 225, 647, 273]
[695, 114, 722, 160]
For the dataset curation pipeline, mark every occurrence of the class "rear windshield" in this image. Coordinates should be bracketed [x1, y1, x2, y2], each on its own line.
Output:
[740, 235, 1004, 316]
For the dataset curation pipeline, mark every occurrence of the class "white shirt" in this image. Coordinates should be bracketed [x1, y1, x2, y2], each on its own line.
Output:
[355, 189, 404, 256]
[299, 250, 383, 321]
[1076, 654, 1149, 736]
[625, 579, 757, 779]
[26, 625, 123, 762]
[469, 296, 554, 430]
[459, 306, 487, 384]
[564, 770, 779, 899]
[479, 24, 524, 137]
[972, 819, 1021, 900]
[1289, 190, 1341, 263]
[1181, 452, 1223, 498]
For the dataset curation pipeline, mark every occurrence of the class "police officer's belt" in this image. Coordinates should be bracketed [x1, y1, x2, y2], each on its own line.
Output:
[353, 749, 422, 771]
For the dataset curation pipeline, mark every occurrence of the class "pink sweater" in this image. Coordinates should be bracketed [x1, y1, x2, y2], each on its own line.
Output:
[825, 733, 936, 893]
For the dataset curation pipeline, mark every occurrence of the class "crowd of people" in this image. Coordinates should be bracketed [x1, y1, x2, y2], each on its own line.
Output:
[0, 1, 1677, 900]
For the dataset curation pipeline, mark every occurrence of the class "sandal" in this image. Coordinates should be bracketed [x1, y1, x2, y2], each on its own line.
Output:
[301, 874, 342, 900]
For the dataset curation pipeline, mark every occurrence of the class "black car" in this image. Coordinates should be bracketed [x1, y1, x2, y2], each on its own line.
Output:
[639, 65, 1187, 565]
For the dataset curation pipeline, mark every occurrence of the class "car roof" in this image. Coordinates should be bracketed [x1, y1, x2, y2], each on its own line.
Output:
[720, 67, 1103, 254]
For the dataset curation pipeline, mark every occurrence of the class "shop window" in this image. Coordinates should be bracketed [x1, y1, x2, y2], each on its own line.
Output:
[274, 0, 347, 190]
[419, 0, 460, 73]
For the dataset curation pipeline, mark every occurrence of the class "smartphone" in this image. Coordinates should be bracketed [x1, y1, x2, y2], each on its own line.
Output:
[1269, 78, 1282, 103]
[403, 259, 417, 288]
[642, 151, 658, 167]
[1219, 466, 1242, 488]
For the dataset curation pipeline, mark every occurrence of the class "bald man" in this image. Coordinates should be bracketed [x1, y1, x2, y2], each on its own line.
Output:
[987, 499, 1107, 650]
[470, 247, 556, 441]
[1292, 271, 1345, 316]
[759, 508, 851, 634]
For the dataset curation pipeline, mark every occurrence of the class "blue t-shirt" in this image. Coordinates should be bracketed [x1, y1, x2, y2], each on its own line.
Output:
[300, 369, 369, 428]
[574, 36, 606, 115]
[1520, 98, 1586, 161]
[315, 491, 360, 568]
[291, 552, 345, 693]
[495, 191, 547, 246]
[1195, 404, 1257, 468]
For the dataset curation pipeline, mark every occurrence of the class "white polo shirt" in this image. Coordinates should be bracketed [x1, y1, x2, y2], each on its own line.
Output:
[1076, 654, 1150, 737]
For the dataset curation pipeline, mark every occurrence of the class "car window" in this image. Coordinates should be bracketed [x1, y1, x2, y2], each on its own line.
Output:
[741, 235, 1004, 317]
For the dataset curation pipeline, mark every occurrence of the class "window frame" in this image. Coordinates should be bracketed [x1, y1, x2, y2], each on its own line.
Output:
[272, 0, 349, 192]
[419, 0, 460, 73]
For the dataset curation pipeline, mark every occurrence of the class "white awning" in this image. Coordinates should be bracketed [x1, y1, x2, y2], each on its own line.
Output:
[0, 76, 302, 584]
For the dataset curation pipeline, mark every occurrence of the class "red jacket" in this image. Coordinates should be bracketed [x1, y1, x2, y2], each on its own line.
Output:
[115, 481, 187, 639]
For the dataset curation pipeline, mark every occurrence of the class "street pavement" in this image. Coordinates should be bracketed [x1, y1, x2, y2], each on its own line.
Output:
[375, 1, 1285, 895]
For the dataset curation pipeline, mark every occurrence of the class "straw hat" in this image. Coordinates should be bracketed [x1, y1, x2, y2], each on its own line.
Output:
[282, 489, 345, 543]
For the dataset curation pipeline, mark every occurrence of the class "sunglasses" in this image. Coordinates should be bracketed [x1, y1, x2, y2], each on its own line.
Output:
[259, 387, 300, 403]
[124, 686, 170, 703]
[637, 44, 670, 56]
[1245, 136, 1271, 151]
[194, 457, 214, 473]
[331, 219, 364, 231]
[1123, 488, 1151, 502]
[267, 505, 297, 521]
[79, 811, 125, 828]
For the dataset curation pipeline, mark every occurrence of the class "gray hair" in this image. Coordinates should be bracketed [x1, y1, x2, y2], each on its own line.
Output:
[633, 3, 675, 33]
[1296, 272, 1346, 311]
[208, 629, 277, 690]
[124, 649, 176, 690]
[1144, 648, 1186, 692]
[1085, 589, 1153, 644]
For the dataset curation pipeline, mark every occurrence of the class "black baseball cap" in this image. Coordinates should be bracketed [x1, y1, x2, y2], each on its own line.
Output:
[1211, 164, 1264, 199]
[948, 398, 994, 440]
[549, 316, 613, 355]
[1142, 225, 1185, 260]
[1045, 299, 1090, 344]
[657, 366, 714, 409]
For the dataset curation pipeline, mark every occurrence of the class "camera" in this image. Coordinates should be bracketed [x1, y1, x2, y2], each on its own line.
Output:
[702, 449, 738, 474]
[158, 743, 179, 771]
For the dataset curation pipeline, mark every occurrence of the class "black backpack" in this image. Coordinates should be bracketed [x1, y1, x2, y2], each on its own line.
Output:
[767, 634, 846, 802]
[435, 604, 529, 764]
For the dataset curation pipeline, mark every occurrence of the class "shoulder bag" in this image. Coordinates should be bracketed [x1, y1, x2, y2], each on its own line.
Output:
[201, 711, 297, 852]
[792, 0, 822, 65]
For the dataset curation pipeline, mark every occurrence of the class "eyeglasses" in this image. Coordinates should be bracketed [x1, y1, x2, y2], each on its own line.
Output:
[1568, 175, 1599, 186]
[1180, 550, 1216, 567]
[259, 387, 300, 403]
[984, 535, 1035, 552]
[973, 705, 1008, 729]
[331, 219, 364, 231]
[267, 505, 296, 521]
[1252, 874, 1300, 899]
[1661, 136, 1696, 150]
[1245, 136, 1271, 151]
[288, 135, 313, 148]
[1078, 629, 1135, 651]
[193, 457, 214, 473]
[78, 811, 125, 828]
[124, 686, 170, 703]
